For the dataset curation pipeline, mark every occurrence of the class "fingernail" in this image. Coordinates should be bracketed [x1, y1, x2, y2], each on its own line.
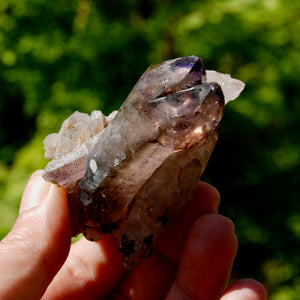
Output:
[19, 170, 52, 214]
[44, 182, 71, 241]
[45, 183, 68, 214]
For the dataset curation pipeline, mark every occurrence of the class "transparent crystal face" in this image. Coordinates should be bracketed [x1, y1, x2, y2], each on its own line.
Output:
[145, 82, 224, 150]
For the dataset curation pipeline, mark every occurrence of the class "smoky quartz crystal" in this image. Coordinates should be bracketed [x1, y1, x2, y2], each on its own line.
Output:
[43, 56, 245, 268]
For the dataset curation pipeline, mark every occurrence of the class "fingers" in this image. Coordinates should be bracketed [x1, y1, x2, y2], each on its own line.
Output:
[43, 181, 220, 300]
[42, 235, 127, 300]
[220, 279, 267, 300]
[0, 171, 263, 300]
[165, 214, 238, 300]
[107, 182, 221, 300]
[156, 181, 220, 262]
[0, 171, 71, 300]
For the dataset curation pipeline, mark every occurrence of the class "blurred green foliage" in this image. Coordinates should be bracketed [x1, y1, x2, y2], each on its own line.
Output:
[0, 0, 299, 298]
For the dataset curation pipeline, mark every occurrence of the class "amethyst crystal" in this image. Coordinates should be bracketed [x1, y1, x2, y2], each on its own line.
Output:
[43, 56, 245, 268]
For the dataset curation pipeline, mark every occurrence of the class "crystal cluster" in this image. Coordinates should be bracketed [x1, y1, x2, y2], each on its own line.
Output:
[43, 56, 245, 268]
[43, 110, 117, 191]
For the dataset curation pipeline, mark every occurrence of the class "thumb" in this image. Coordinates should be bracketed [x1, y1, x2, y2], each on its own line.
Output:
[0, 170, 71, 300]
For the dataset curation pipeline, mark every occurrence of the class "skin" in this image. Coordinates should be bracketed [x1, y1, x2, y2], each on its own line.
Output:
[0, 170, 267, 300]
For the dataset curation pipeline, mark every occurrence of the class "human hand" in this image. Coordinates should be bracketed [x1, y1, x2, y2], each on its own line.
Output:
[0, 171, 267, 300]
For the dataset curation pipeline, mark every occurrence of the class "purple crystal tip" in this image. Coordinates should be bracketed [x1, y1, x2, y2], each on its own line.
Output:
[175, 56, 205, 74]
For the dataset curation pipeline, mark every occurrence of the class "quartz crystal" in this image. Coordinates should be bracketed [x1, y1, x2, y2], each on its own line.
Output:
[43, 56, 245, 268]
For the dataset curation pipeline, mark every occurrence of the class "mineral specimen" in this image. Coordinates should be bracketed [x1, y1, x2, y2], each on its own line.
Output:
[43, 55, 245, 268]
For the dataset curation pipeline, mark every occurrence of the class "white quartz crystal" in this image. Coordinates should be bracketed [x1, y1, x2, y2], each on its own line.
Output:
[206, 70, 245, 104]
[43, 110, 116, 161]
[44, 133, 58, 160]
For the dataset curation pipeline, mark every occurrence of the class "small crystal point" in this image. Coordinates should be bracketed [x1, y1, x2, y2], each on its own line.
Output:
[206, 70, 245, 103]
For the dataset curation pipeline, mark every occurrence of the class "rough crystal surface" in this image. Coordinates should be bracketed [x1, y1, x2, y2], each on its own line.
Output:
[43, 55, 245, 268]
